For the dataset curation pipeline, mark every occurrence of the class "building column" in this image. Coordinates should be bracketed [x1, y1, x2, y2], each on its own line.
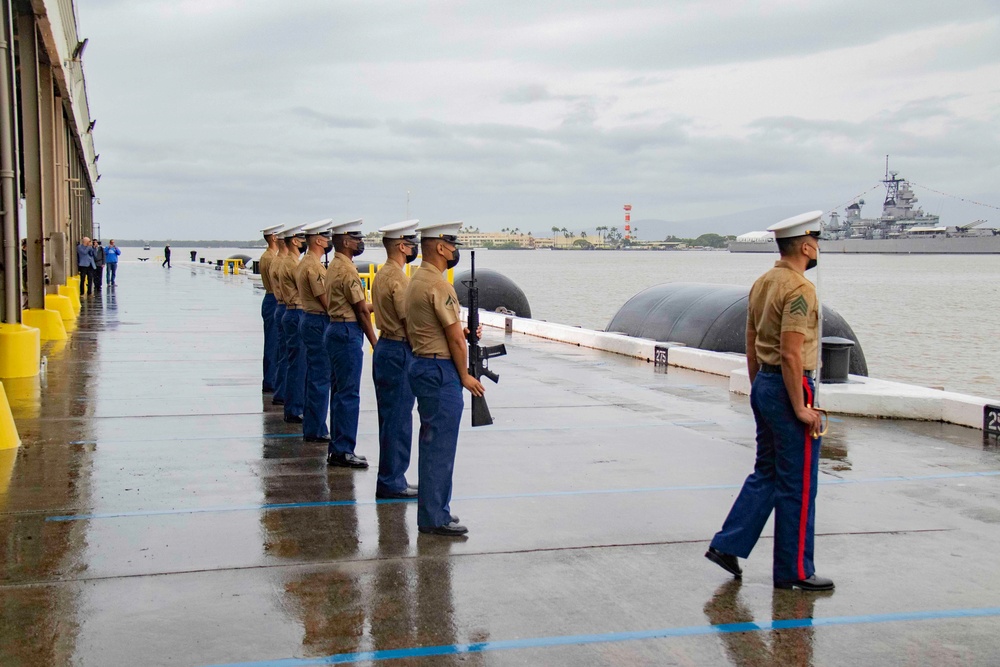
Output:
[18, 12, 44, 311]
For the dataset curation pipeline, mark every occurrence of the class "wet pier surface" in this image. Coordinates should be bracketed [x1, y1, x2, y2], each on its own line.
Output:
[3, 260, 1000, 666]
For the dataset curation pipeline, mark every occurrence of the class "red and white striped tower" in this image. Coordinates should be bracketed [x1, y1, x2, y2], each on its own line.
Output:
[624, 204, 632, 240]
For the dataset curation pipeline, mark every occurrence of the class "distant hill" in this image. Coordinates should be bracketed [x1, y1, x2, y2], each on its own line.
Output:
[629, 206, 809, 240]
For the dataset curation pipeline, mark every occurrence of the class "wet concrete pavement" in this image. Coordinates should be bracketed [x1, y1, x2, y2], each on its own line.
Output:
[2, 260, 1000, 665]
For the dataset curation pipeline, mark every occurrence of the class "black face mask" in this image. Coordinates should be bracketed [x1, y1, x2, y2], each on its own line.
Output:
[353, 239, 365, 257]
[404, 242, 418, 264]
[806, 258, 817, 271]
[298, 241, 307, 255]
[446, 246, 460, 269]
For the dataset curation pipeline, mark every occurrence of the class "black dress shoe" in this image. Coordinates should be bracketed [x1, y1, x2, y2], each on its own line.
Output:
[705, 547, 742, 578]
[774, 575, 834, 591]
[418, 521, 468, 536]
[271, 398, 285, 406]
[376, 488, 418, 500]
[327, 453, 369, 469]
[304, 435, 331, 443]
[283, 414, 303, 424]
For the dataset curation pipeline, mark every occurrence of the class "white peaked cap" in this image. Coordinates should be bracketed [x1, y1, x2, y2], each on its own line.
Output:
[261, 224, 284, 236]
[379, 219, 419, 239]
[281, 224, 306, 239]
[768, 210, 823, 239]
[330, 218, 364, 235]
[302, 218, 334, 236]
[416, 220, 463, 244]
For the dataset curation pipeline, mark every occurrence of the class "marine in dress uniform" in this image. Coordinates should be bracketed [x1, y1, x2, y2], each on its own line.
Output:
[296, 219, 336, 442]
[324, 219, 379, 468]
[270, 226, 297, 406]
[277, 225, 308, 424]
[259, 224, 284, 394]
[371, 219, 421, 500]
[706, 211, 833, 591]
[404, 221, 485, 536]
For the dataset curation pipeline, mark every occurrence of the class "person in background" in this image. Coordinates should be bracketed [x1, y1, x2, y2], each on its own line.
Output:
[162, 244, 171, 268]
[76, 236, 96, 295]
[104, 239, 121, 286]
[92, 239, 105, 292]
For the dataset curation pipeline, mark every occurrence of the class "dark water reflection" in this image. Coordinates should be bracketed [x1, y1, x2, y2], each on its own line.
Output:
[704, 580, 831, 667]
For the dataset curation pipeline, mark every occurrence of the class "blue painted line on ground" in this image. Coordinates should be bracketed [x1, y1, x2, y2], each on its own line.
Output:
[65, 422, 665, 446]
[69, 433, 305, 445]
[44, 470, 1000, 522]
[200, 606, 1000, 667]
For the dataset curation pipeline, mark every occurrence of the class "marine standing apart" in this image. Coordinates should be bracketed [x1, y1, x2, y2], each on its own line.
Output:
[259, 224, 284, 394]
[371, 219, 421, 500]
[277, 225, 308, 424]
[404, 221, 484, 536]
[324, 219, 378, 469]
[269, 227, 294, 406]
[296, 219, 336, 443]
[705, 210, 832, 592]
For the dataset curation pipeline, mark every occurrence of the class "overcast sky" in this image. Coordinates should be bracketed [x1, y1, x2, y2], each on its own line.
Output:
[81, 0, 1000, 240]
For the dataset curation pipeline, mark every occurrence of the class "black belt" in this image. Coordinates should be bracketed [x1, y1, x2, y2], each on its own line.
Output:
[379, 334, 407, 342]
[414, 353, 448, 359]
[329, 316, 355, 322]
[285, 305, 300, 310]
[760, 363, 815, 379]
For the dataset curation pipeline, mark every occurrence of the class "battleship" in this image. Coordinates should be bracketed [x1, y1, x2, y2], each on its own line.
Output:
[730, 167, 1000, 254]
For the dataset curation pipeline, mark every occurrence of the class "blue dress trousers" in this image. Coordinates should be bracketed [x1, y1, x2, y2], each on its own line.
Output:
[326, 321, 364, 457]
[709, 371, 821, 584]
[280, 308, 306, 420]
[300, 312, 331, 439]
[261, 293, 278, 392]
[272, 303, 288, 402]
[373, 338, 415, 494]
[409, 358, 463, 529]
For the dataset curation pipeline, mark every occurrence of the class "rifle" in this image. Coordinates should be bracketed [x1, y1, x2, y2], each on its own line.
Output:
[464, 250, 507, 426]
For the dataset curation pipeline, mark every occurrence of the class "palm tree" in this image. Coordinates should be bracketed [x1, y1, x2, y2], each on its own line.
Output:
[551, 226, 560, 240]
[580, 230, 587, 238]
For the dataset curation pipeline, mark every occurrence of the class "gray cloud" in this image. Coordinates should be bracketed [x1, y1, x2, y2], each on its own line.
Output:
[79, 1, 1000, 239]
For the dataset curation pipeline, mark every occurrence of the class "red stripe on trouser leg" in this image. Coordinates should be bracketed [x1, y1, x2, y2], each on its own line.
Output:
[798, 378, 814, 581]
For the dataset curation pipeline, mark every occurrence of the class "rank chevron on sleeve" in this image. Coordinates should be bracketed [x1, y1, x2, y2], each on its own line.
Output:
[789, 295, 809, 316]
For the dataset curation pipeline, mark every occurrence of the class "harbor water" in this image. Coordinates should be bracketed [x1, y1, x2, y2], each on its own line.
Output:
[173, 247, 1000, 400]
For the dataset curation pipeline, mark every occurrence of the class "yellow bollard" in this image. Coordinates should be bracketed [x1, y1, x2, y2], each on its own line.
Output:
[0, 324, 40, 379]
[44, 293, 75, 322]
[22, 308, 68, 341]
[58, 283, 81, 315]
[0, 382, 20, 450]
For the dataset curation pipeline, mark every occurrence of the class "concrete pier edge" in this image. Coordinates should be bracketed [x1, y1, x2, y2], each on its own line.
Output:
[467, 308, 998, 431]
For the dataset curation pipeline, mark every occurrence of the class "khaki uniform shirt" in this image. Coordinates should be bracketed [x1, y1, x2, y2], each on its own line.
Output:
[295, 253, 327, 314]
[277, 253, 302, 309]
[259, 248, 276, 293]
[325, 253, 366, 320]
[372, 261, 409, 339]
[747, 260, 819, 370]
[269, 254, 286, 303]
[405, 263, 460, 357]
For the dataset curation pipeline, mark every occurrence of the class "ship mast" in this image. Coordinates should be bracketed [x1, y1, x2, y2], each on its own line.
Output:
[883, 155, 902, 211]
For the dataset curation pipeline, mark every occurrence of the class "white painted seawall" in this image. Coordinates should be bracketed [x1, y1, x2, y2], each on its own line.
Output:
[470, 309, 998, 431]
